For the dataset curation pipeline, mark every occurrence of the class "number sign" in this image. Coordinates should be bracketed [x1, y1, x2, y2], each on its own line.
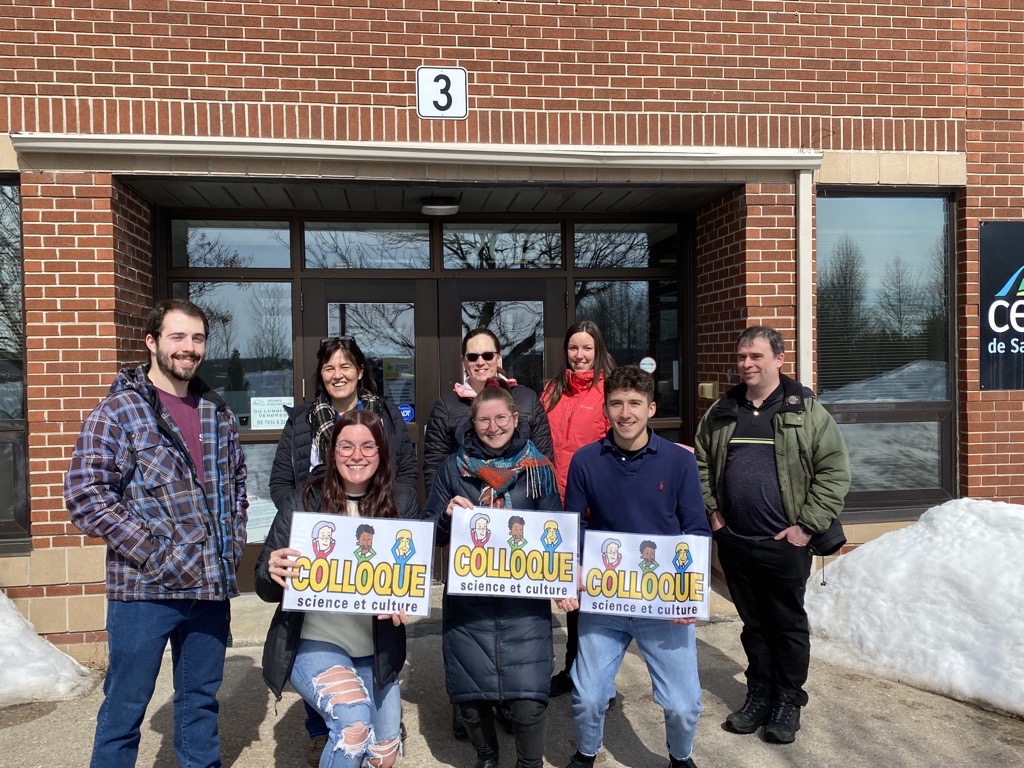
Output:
[416, 66, 469, 120]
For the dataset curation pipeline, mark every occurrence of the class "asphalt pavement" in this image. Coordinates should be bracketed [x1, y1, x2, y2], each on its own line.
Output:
[2, 583, 1022, 768]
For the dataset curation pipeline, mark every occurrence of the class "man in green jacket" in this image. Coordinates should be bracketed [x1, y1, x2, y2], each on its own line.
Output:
[694, 325, 850, 745]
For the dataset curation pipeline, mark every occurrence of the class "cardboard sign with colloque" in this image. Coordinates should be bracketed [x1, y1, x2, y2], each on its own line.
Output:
[580, 530, 711, 621]
[283, 511, 435, 617]
[446, 507, 580, 600]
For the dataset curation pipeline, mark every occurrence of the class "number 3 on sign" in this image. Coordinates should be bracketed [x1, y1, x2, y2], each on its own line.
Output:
[416, 66, 469, 120]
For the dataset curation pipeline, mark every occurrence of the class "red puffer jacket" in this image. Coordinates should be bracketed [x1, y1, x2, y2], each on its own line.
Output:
[541, 370, 609, 499]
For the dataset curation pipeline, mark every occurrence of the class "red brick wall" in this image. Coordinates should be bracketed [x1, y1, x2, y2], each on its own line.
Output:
[695, 182, 798, 409]
[0, 0, 966, 150]
[961, 4, 1024, 502]
[20, 174, 152, 558]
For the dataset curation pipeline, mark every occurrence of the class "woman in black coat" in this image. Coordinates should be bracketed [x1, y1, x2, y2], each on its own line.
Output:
[257, 410, 420, 768]
[270, 336, 418, 509]
[422, 328, 552, 496]
[426, 383, 562, 768]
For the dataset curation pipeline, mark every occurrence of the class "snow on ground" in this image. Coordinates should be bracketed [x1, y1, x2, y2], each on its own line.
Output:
[0, 591, 95, 707]
[806, 498, 1024, 717]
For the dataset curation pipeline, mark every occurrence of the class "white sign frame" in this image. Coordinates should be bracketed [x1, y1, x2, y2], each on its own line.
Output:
[416, 66, 469, 119]
[283, 511, 435, 617]
[446, 507, 579, 600]
[579, 530, 711, 621]
[250, 396, 294, 430]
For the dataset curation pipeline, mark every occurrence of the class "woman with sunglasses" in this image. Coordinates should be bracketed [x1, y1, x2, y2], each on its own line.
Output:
[270, 335, 418, 764]
[426, 382, 561, 768]
[423, 328, 553, 497]
[540, 321, 615, 699]
[257, 410, 420, 768]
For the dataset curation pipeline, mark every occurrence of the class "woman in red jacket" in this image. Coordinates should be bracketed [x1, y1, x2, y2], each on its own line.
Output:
[540, 320, 615, 697]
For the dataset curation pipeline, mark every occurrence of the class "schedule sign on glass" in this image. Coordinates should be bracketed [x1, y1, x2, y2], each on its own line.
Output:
[580, 531, 711, 621]
[283, 512, 435, 617]
[446, 508, 579, 600]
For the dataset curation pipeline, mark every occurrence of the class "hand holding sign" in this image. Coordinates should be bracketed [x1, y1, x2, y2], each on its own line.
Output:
[267, 547, 301, 589]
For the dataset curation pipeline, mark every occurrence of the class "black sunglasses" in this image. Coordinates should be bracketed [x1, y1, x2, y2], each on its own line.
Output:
[464, 351, 498, 362]
[319, 335, 354, 347]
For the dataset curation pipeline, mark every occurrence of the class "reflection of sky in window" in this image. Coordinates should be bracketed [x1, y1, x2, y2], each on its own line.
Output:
[172, 221, 290, 268]
[817, 197, 947, 294]
[175, 281, 292, 360]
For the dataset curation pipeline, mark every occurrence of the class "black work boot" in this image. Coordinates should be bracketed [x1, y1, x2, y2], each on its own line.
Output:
[668, 755, 698, 768]
[762, 692, 801, 744]
[724, 682, 772, 734]
[565, 751, 596, 768]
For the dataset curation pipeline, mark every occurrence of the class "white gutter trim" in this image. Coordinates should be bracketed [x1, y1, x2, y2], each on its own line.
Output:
[796, 168, 815, 387]
[10, 133, 824, 171]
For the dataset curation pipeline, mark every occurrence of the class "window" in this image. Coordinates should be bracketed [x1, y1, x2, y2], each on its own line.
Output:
[305, 222, 429, 269]
[443, 222, 562, 269]
[0, 183, 28, 549]
[816, 192, 954, 512]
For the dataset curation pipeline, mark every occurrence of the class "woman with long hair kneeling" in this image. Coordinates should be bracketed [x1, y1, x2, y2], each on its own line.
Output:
[257, 410, 420, 768]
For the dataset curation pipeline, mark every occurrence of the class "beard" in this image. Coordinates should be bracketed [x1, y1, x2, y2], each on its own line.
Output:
[155, 346, 202, 383]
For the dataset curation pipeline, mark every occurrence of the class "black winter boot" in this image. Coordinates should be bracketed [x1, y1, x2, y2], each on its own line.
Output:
[762, 692, 801, 744]
[724, 682, 772, 734]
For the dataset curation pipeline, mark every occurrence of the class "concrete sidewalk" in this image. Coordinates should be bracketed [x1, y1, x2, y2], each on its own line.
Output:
[2, 585, 1022, 768]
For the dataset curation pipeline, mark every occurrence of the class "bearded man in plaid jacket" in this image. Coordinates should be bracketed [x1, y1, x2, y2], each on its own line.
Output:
[66, 298, 248, 768]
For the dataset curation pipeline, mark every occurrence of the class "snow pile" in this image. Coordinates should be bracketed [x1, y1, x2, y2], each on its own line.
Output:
[806, 499, 1024, 716]
[0, 591, 95, 707]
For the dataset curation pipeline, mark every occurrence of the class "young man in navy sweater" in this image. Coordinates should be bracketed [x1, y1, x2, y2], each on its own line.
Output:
[558, 365, 709, 768]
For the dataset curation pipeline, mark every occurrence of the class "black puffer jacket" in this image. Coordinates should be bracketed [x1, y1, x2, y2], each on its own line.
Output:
[422, 386, 552, 496]
[256, 484, 421, 699]
[269, 396, 419, 511]
[426, 424, 561, 704]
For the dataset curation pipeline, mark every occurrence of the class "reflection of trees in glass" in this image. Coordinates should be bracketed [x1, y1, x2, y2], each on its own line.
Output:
[182, 231, 253, 361]
[332, 303, 415, 358]
[225, 349, 250, 392]
[444, 230, 560, 269]
[817, 232, 949, 398]
[246, 283, 289, 363]
[576, 281, 650, 362]
[0, 186, 23, 358]
[574, 231, 650, 269]
[305, 228, 428, 269]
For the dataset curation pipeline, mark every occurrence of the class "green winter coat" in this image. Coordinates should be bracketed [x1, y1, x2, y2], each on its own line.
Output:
[694, 374, 851, 534]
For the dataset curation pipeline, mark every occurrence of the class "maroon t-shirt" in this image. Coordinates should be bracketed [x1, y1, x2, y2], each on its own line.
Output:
[157, 389, 205, 487]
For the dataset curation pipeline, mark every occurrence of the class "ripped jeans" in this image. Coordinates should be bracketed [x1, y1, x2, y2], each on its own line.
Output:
[290, 639, 402, 768]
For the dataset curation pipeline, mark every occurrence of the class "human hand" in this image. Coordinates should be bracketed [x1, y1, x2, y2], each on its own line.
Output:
[445, 496, 474, 517]
[774, 525, 811, 547]
[378, 609, 409, 626]
[672, 617, 700, 626]
[267, 547, 302, 589]
[708, 510, 725, 531]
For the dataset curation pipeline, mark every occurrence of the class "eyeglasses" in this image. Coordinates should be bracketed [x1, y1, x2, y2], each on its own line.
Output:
[464, 351, 498, 363]
[320, 335, 354, 347]
[473, 413, 513, 428]
[335, 442, 380, 457]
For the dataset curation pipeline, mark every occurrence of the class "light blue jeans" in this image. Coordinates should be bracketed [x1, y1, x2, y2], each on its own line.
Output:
[570, 613, 701, 761]
[290, 639, 402, 768]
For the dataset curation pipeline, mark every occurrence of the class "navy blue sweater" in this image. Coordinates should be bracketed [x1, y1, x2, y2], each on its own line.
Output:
[564, 430, 711, 539]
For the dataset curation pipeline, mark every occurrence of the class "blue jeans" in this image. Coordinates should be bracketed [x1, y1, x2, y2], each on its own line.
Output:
[570, 613, 701, 761]
[90, 598, 230, 768]
[290, 639, 402, 768]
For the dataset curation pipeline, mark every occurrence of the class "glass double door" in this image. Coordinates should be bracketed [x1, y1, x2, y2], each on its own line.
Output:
[302, 277, 565, 490]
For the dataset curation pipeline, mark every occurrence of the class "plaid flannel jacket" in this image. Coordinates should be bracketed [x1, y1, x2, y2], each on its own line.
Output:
[65, 364, 248, 601]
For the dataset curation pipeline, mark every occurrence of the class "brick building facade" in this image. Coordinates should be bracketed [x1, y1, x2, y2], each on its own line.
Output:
[0, 1, 1020, 660]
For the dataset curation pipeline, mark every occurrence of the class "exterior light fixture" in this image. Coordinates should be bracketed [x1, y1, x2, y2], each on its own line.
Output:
[420, 196, 460, 216]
